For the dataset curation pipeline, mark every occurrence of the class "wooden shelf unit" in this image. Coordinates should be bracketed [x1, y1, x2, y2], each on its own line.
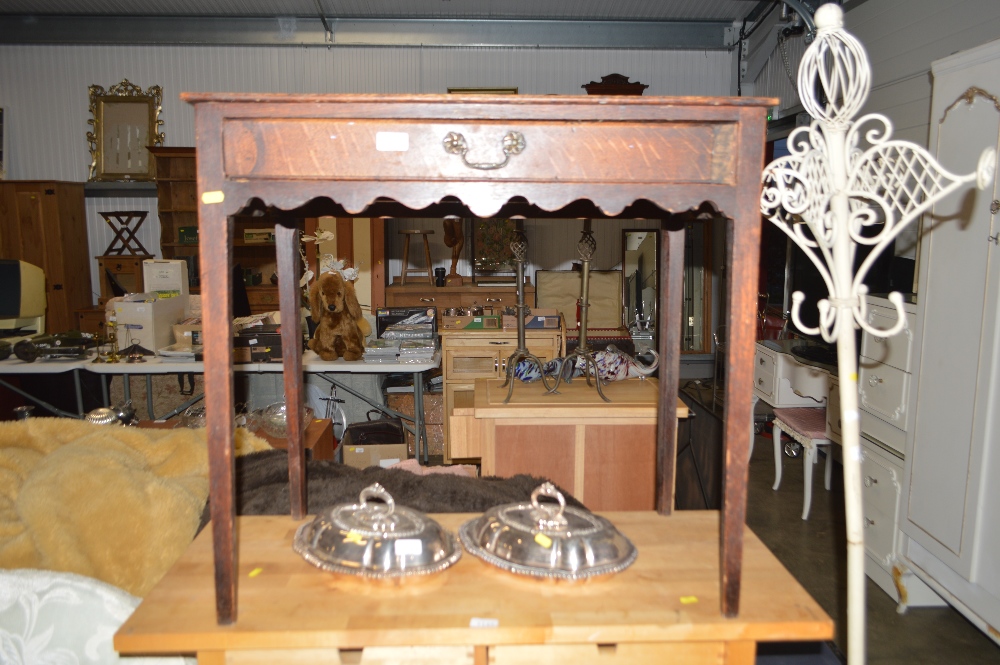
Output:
[149, 146, 312, 314]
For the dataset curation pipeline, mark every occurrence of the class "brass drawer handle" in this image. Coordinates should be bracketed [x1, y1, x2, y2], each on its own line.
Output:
[486, 297, 503, 302]
[443, 131, 526, 171]
[419, 297, 435, 303]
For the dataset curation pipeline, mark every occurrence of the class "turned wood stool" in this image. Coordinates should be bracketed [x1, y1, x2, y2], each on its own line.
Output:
[772, 406, 832, 520]
[398, 229, 434, 285]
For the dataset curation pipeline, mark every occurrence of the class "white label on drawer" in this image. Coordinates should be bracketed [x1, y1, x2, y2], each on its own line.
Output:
[470, 617, 499, 628]
[378, 458, 400, 468]
[354, 447, 364, 453]
[394, 539, 422, 556]
[247, 338, 258, 345]
[376, 131, 409, 152]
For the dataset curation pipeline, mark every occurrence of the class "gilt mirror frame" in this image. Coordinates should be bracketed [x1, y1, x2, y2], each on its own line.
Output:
[87, 79, 165, 182]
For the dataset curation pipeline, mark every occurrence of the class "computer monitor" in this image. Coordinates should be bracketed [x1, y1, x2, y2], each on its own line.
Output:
[0, 259, 46, 335]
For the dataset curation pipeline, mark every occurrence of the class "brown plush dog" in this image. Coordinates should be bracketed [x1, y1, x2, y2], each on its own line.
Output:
[308, 271, 371, 361]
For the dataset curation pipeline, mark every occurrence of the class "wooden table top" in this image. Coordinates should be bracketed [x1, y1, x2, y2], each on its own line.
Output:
[115, 511, 831, 654]
[474, 377, 688, 420]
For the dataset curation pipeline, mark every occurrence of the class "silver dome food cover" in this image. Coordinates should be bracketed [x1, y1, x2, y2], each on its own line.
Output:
[459, 482, 637, 580]
[293, 483, 461, 579]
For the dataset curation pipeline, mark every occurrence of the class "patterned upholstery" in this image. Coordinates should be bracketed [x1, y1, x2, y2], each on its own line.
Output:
[772, 407, 828, 442]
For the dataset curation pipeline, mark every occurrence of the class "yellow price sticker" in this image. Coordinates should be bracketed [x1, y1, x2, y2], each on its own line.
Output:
[534, 533, 553, 549]
[248, 567, 263, 578]
[680, 596, 698, 605]
[344, 530, 367, 545]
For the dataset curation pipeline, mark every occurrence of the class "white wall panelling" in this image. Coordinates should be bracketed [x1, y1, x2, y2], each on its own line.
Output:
[0, 42, 732, 308]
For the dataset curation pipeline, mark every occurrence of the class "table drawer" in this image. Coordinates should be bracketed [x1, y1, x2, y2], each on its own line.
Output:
[859, 359, 910, 431]
[222, 118, 738, 186]
[460, 288, 532, 310]
[386, 291, 462, 309]
[245, 286, 280, 312]
[445, 348, 509, 380]
[861, 305, 915, 373]
[862, 442, 903, 566]
[753, 347, 777, 401]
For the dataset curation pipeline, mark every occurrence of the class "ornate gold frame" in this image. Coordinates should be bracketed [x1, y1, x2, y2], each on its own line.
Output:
[87, 79, 165, 182]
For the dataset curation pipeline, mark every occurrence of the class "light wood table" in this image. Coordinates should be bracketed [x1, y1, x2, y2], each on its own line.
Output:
[115, 512, 832, 664]
[468, 377, 688, 511]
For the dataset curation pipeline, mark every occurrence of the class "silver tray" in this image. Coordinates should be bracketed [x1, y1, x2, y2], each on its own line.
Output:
[459, 482, 637, 581]
[293, 483, 461, 579]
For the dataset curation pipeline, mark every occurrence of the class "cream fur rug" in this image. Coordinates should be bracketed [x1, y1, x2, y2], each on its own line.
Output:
[0, 418, 270, 597]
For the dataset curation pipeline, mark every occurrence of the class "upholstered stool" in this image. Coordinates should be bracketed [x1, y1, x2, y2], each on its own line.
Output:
[399, 229, 434, 285]
[772, 406, 832, 520]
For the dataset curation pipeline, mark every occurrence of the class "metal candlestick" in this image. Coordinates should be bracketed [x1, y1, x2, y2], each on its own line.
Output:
[501, 227, 555, 402]
[547, 219, 611, 402]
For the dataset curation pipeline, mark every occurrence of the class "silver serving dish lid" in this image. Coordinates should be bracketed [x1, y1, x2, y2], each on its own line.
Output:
[459, 482, 637, 581]
[293, 483, 461, 579]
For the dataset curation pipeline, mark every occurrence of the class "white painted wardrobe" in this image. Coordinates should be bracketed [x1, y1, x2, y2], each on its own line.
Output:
[902, 37, 1000, 643]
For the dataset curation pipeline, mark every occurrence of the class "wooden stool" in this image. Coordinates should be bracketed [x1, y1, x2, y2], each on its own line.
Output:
[399, 229, 434, 285]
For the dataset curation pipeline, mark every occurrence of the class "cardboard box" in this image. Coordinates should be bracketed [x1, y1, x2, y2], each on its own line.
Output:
[114, 295, 188, 355]
[172, 323, 203, 347]
[375, 307, 437, 338]
[142, 259, 190, 298]
[502, 308, 561, 329]
[342, 442, 409, 469]
[234, 324, 286, 363]
[243, 228, 275, 243]
[440, 315, 501, 330]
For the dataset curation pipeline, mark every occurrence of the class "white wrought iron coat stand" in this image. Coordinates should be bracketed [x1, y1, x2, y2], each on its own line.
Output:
[759, 4, 995, 663]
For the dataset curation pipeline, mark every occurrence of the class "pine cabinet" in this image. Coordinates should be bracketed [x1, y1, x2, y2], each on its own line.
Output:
[440, 326, 563, 462]
[0, 181, 92, 333]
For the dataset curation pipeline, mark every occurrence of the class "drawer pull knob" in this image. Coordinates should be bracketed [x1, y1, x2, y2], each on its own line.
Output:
[864, 517, 875, 528]
[419, 297, 435, 303]
[759, 357, 765, 365]
[864, 476, 877, 487]
[443, 131, 526, 171]
[873, 336, 885, 344]
[758, 378, 764, 385]
[868, 375, 883, 386]
[494, 359, 499, 371]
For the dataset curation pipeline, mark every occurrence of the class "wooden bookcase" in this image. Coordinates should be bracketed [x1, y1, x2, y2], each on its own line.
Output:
[149, 147, 311, 314]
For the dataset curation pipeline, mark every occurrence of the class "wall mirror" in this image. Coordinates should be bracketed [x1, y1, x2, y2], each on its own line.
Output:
[87, 78, 164, 182]
[622, 220, 714, 355]
[622, 228, 658, 335]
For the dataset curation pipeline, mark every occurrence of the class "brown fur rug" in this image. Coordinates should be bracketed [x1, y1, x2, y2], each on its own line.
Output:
[198, 449, 586, 532]
[0, 418, 271, 597]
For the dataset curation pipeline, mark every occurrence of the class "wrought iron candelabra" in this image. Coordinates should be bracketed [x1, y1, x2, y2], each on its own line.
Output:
[501, 225, 555, 402]
[546, 219, 611, 402]
[760, 4, 995, 663]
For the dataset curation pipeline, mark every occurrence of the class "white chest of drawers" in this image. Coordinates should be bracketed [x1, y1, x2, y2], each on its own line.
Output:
[858, 295, 943, 607]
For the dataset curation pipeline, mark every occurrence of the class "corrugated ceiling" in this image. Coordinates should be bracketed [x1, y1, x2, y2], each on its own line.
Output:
[0, 0, 767, 21]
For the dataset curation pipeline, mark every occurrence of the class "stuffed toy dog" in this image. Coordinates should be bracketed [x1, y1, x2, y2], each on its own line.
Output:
[308, 271, 372, 361]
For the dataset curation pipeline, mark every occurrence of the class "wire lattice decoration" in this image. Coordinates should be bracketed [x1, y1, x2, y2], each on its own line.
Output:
[759, 4, 995, 663]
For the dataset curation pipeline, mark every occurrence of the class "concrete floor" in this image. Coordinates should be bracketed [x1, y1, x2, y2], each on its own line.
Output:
[746, 427, 1000, 663]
